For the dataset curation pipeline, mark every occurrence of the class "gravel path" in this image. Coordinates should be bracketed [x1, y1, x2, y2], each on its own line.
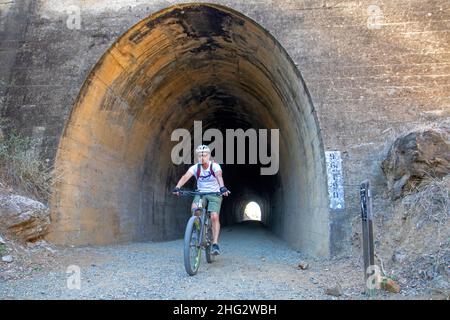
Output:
[0, 221, 429, 300]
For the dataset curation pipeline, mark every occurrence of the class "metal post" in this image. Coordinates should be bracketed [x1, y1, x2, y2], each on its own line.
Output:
[360, 180, 375, 295]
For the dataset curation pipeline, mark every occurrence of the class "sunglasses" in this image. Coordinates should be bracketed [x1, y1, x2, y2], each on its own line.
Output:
[197, 153, 210, 158]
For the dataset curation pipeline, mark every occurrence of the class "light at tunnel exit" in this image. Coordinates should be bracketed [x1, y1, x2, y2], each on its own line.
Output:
[244, 201, 262, 221]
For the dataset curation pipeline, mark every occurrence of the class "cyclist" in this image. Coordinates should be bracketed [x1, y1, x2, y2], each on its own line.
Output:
[172, 145, 230, 255]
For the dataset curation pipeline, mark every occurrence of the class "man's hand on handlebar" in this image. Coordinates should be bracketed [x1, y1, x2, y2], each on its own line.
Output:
[172, 187, 181, 196]
[220, 186, 230, 196]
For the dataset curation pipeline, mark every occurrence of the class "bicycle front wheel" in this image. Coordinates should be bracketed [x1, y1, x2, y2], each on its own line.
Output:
[184, 216, 202, 276]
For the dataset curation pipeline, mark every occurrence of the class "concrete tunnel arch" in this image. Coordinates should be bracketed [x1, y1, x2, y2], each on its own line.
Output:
[47, 3, 332, 257]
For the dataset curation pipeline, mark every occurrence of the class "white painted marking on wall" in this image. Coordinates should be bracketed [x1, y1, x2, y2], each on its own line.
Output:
[325, 151, 345, 210]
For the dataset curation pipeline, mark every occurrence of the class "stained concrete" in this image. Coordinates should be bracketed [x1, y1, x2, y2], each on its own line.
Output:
[1, 0, 449, 257]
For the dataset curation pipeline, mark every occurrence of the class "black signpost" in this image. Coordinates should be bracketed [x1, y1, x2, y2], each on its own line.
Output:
[360, 179, 375, 295]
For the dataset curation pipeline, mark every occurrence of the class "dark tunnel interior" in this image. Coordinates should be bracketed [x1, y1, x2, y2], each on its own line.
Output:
[162, 105, 281, 228]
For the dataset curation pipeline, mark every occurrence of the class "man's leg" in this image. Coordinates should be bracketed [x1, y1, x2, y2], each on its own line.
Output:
[206, 195, 222, 255]
[191, 195, 201, 215]
[206, 195, 222, 245]
[210, 212, 220, 244]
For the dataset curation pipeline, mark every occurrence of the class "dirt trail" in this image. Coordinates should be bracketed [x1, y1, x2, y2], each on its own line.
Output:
[0, 222, 444, 299]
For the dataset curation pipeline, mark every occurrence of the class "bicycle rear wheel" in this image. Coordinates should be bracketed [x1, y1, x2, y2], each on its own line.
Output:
[184, 216, 201, 276]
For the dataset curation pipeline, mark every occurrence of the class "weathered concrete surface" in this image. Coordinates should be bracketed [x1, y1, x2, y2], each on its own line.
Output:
[1, 0, 449, 256]
[45, 3, 330, 257]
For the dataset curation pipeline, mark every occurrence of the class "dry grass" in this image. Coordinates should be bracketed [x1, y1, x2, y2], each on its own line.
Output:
[0, 125, 58, 203]
[401, 175, 450, 281]
[402, 175, 449, 226]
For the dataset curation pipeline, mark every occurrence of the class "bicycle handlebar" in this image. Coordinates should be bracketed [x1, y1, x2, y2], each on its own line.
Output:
[176, 190, 222, 196]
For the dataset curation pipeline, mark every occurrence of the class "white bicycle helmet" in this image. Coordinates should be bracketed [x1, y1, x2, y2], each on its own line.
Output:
[195, 144, 211, 154]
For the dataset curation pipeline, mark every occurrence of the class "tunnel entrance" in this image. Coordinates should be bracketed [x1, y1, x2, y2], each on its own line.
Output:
[47, 3, 332, 257]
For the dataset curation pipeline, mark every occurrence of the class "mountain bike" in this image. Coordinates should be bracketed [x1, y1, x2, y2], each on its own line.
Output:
[177, 190, 221, 276]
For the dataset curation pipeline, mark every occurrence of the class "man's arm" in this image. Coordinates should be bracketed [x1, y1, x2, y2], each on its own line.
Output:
[172, 170, 194, 195]
[214, 170, 230, 196]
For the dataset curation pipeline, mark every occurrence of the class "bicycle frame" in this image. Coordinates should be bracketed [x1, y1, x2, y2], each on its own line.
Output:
[181, 190, 220, 249]
[194, 197, 208, 248]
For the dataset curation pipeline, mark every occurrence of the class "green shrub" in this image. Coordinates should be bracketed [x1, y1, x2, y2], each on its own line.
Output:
[0, 243, 6, 256]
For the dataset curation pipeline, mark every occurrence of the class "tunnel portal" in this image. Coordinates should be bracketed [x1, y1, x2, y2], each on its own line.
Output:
[48, 3, 331, 257]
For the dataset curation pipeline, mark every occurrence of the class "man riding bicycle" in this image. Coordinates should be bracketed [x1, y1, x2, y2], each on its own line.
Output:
[172, 145, 230, 255]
